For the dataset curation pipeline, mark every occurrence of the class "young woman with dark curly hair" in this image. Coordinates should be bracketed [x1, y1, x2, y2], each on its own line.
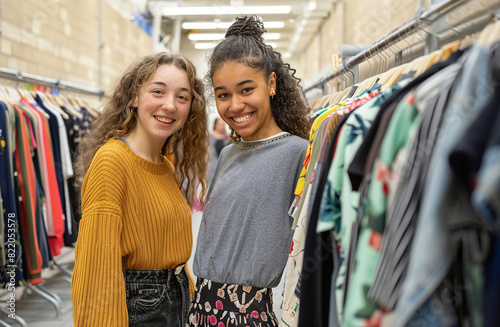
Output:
[71, 52, 209, 327]
[188, 15, 311, 327]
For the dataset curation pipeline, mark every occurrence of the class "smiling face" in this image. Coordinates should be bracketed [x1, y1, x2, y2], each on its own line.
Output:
[212, 61, 282, 141]
[131, 64, 192, 144]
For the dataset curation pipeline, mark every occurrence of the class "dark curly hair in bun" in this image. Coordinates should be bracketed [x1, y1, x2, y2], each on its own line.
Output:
[207, 15, 311, 143]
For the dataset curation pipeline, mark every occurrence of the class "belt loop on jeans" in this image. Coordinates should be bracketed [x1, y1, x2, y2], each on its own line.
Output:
[175, 263, 185, 275]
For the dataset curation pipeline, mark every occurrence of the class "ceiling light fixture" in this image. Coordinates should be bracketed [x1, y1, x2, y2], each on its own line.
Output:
[182, 21, 285, 30]
[188, 33, 225, 41]
[194, 42, 218, 50]
[188, 32, 281, 41]
[163, 6, 292, 16]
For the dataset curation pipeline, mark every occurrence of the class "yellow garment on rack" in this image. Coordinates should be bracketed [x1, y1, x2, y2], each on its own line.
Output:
[440, 41, 462, 61]
[293, 100, 347, 201]
[415, 50, 446, 76]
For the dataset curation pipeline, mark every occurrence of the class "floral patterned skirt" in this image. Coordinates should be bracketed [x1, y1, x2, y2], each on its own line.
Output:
[187, 278, 278, 327]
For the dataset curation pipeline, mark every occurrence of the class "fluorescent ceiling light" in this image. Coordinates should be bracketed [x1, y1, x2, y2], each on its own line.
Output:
[188, 33, 225, 41]
[307, 1, 317, 11]
[182, 21, 285, 30]
[263, 33, 281, 40]
[195, 41, 280, 50]
[183, 22, 221, 30]
[194, 42, 218, 50]
[188, 32, 281, 41]
[164, 6, 291, 16]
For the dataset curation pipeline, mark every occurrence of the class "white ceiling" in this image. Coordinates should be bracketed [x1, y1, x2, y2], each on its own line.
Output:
[143, 0, 338, 54]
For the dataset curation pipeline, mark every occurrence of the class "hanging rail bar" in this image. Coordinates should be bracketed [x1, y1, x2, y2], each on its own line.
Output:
[304, 0, 467, 92]
[0, 67, 104, 97]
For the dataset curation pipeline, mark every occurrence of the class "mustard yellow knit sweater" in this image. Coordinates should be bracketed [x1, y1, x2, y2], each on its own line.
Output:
[71, 138, 194, 326]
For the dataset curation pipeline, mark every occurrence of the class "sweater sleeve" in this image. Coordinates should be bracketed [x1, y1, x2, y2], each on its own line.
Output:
[71, 150, 128, 326]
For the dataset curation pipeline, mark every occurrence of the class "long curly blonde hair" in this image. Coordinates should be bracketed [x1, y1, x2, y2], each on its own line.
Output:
[74, 52, 209, 212]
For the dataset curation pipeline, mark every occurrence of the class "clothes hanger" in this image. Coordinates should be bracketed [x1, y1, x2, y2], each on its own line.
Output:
[0, 86, 12, 101]
[13, 87, 51, 119]
[58, 94, 84, 120]
[352, 74, 372, 97]
[364, 51, 385, 91]
[36, 91, 70, 120]
[315, 94, 329, 110]
[46, 92, 64, 107]
[6, 86, 22, 103]
[333, 87, 348, 104]
[19, 88, 36, 103]
[0, 86, 17, 104]
[336, 69, 348, 95]
[366, 48, 375, 79]
[414, 48, 443, 77]
[82, 99, 100, 114]
[338, 61, 358, 101]
[438, 40, 461, 61]
[479, 18, 500, 45]
[399, 29, 425, 73]
[373, 50, 387, 79]
[354, 52, 382, 96]
[48, 92, 86, 120]
[365, 73, 382, 93]
[353, 51, 378, 96]
[376, 41, 398, 89]
[0, 93, 11, 105]
[379, 66, 398, 89]
[70, 95, 100, 119]
[383, 39, 412, 87]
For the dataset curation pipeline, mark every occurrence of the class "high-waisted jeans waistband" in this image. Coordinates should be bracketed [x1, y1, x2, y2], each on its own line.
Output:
[123, 264, 186, 283]
[123, 264, 189, 327]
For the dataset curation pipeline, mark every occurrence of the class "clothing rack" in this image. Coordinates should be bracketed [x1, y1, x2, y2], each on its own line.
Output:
[0, 77, 86, 324]
[304, 0, 498, 93]
[0, 67, 104, 98]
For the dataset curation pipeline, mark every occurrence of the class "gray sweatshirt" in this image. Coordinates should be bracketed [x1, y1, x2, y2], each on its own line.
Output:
[193, 133, 308, 288]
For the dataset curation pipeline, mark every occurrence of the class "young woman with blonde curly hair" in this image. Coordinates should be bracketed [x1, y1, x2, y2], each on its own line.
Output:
[71, 52, 208, 327]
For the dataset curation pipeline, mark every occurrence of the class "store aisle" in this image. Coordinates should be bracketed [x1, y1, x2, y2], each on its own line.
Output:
[0, 247, 75, 327]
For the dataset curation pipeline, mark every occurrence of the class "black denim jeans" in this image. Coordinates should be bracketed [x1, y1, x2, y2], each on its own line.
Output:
[123, 265, 190, 327]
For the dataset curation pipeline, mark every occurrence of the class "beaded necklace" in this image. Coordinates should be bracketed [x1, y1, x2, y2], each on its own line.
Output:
[237, 133, 292, 150]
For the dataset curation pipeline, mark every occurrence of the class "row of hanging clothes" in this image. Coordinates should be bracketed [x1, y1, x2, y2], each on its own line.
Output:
[0, 83, 99, 288]
[280, 15, 500, 327]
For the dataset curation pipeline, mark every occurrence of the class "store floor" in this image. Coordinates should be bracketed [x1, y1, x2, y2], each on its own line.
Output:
[0, 246, 75, 327]
[1, 211, 284, 326]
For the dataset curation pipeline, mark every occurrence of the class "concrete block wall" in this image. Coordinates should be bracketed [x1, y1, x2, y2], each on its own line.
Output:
[291, 0, 423, 87]
[1, 0, 455, 99]
[0, 0, 153, 98]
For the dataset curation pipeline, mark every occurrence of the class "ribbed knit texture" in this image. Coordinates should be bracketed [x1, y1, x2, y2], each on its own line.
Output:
[71, 138, 193, 327]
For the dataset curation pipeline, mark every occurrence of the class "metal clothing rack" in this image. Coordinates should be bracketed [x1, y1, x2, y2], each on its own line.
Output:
[304, 0, 498, 93]
[0, 248, 75, 326]
[0, 67, 104, 98]
[0, 68, 86, 325]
